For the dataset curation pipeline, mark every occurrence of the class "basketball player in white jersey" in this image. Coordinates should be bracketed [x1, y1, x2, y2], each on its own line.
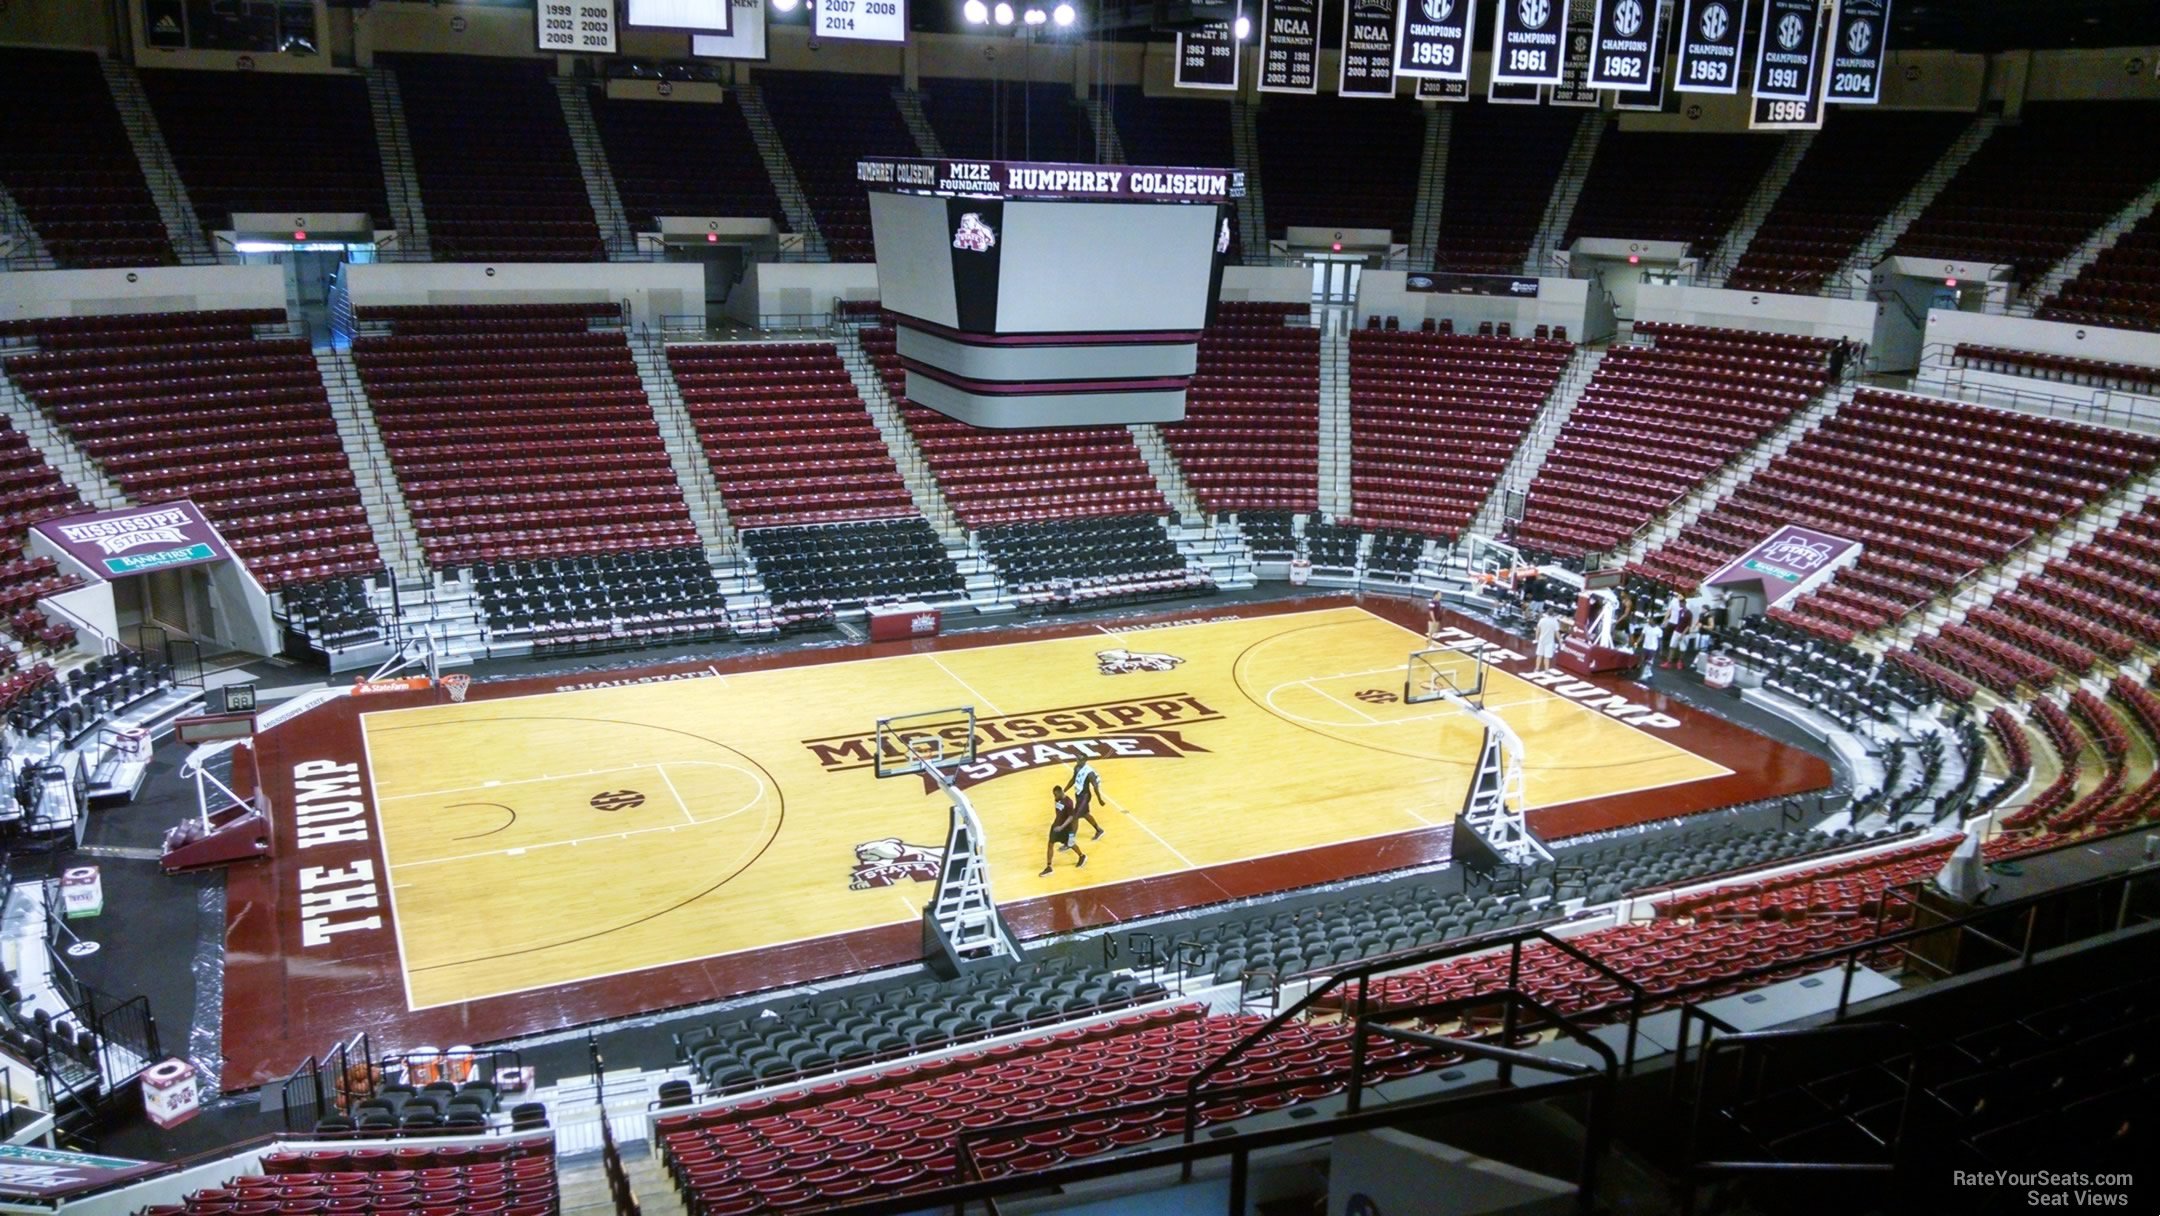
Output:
[1066, 756, 1107, 842]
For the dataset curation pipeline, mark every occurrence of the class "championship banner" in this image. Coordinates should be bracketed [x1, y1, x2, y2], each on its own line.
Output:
[1674, 0, 1743, 93]
[1492, 0, 1569, 85]
[689, 0, 768, 59]
[1394, 0, 1475, 80]
[1614, 9, 1672, 109]
[1550, 16, 1601, 105]
[857, 158, 1244, 203]
[1417, 76, 1471, 100]
[537, 0, 619, 53]
[1340, 0, 1399, 96]
[33, 500, 234, 579]
[1587, 0, 1661, 90]
[1825, 0, 1889, 103]
[1704, 524, 1861, 607]
[813, 0, 905, 42]
[1752, 0, 1821, 101]
[1176, 4, 1243, 91]
[1405, 272, 1540, 296]
[1259, 0, 1320, 92]
[0, 1144, 166, 1201]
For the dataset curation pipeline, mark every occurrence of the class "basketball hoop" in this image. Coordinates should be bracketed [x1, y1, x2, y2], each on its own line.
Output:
[440, 674, 471, 704]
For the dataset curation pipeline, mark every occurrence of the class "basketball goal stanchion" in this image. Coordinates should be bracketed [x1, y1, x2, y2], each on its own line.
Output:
[874, 706, 1023, 977]
[1404, 647, 1553, 869]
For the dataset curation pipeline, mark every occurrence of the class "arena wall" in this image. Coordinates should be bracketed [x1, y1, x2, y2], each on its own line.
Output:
[0, 264, 286, 322]
[342, 261, 707, 329]
[1633, 283, 1879, 345]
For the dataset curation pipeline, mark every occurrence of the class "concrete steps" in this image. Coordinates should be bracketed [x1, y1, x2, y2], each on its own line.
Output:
[1622, 380, 1853, 566]
[1318, 324, 1352, 519]
[1706, 129, 1818, 286]
[1085, 94, 1126, 164]
[0, 362, 128, 511]
[2021, 174, 2160, 313]
[1525, 110, 1604, 274]
[1407, 104, 1452, 267]
[1229, 101, 1268, 259]
[833, 327, 964, 540]
[365, 66, 432, 260]
[1830, 112, 1998, 293]
[892, 87, 946, 157]
[0, 181, 57, 271]
[735, 82, 826, 257]
[1466, 345, 1605, 538]
[314, 350, 428, 583]
[628, 333, 739, 557]
[552, 76, 637, 259]
[99, 59, 217, 264]
[1130, 423, 1204, 524]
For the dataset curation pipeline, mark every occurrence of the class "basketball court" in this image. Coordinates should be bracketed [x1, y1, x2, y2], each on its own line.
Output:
[225, 597, 1829, 1087]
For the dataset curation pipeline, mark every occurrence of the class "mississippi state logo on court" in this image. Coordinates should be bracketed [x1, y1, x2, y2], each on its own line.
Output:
[1097, 648, 1185, 675]
[849, 838, 945, 889]
[1777, 11, 1805, 49]
[952, 213, 997, 252]
[588, 789, 646, 812]
[1517, 0, 1549, 30]
[1420, 0, 1453, 24]
[1847, 17, 1872, 53]
[1612, 0, 1643, 37]
[1699, 2, 1728, 41]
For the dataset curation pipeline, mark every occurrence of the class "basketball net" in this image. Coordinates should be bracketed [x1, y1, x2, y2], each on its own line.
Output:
[441, 673, 471, 704]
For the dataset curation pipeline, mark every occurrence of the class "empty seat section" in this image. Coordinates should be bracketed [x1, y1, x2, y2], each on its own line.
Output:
[1949, 345, 2160, 394]
[473, 548, 731, 654]
[1256, 95, 1422, 241]
[1108, 91, 1241, 262]
[922, 79, 1091, 163]
[166, 1131, 558, 1215]
[1163, 316, 1320, 513]
[2038, 207, 2160, 334]
[386, 55, 604, 262]
[1564, 127, 1780, 254]
[1512, 323, 1832, 559]
[0, 417, 90, 652]
[740, 518, 963, 617]
[0, 48, 175, 268]
[140, 69, 390, 232]
[1893, 102, 2160, 282]
[758, 72, 913, 262]
[1433, 102, 1580, 273]
[3, 310, 381, 590]
[1634, 388, 2160, 640]
[1725, 110, 1966, 293]
[588, 92, 789, 234]
[858, 326, 1169, 527]
[1345, 330, 1572, 539]
[350, 303, 699, 569]
[978, 514, 1207, 609]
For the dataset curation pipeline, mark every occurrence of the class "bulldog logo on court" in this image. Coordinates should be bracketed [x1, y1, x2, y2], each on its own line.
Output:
[1097, 648, 1185, 675]
[849, 838, 945, 889]
[953, 213, 998, 252]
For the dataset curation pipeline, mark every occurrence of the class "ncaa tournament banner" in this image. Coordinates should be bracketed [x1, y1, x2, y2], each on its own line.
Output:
[1587, 0, 1661, 90]
[1550, 17, 1601, 106]
[1704, 524, 1861, 608]
[1825, 0, 1890, 103]
[33, 500, 234, 579]
[536, 0, 619, 53]
[1417, 76, 1471, 100]
[1491, 0, 1570, 86]
[1259, 0, 1320, 93]
[1752, 0, 1821, 101]
[1339, 0, 1399, 97]
[1176, 4, 1243, 91]
[1674, 0, 1743, 93]
[1394, 0, 1475, 81]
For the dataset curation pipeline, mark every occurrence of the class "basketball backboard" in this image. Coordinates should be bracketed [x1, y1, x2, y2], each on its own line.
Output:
[873, 706, 980, 779]
[1405, 647, 1487, 707]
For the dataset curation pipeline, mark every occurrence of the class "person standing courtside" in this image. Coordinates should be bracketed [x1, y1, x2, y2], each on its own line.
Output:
[1534, 608, 1564, 673]
[1067, 756, 1108, 841]
[1041, 784, 1088, 876]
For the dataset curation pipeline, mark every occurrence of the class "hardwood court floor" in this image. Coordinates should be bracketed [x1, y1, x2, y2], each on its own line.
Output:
[360, 605, 1728, 1010]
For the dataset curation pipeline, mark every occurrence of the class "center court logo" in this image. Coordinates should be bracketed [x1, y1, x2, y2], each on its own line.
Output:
[1699, 1, 1728, 41]
[953, 213, 997, 252]
[1517, 0, 1548, 30]
[1612, 0, 1642, 38]
[1097, 648, 1184, 675]
[801, 694, 1221, 791]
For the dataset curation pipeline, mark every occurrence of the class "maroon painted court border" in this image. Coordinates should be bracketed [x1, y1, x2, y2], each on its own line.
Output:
[220, 595, 1829, 1089]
